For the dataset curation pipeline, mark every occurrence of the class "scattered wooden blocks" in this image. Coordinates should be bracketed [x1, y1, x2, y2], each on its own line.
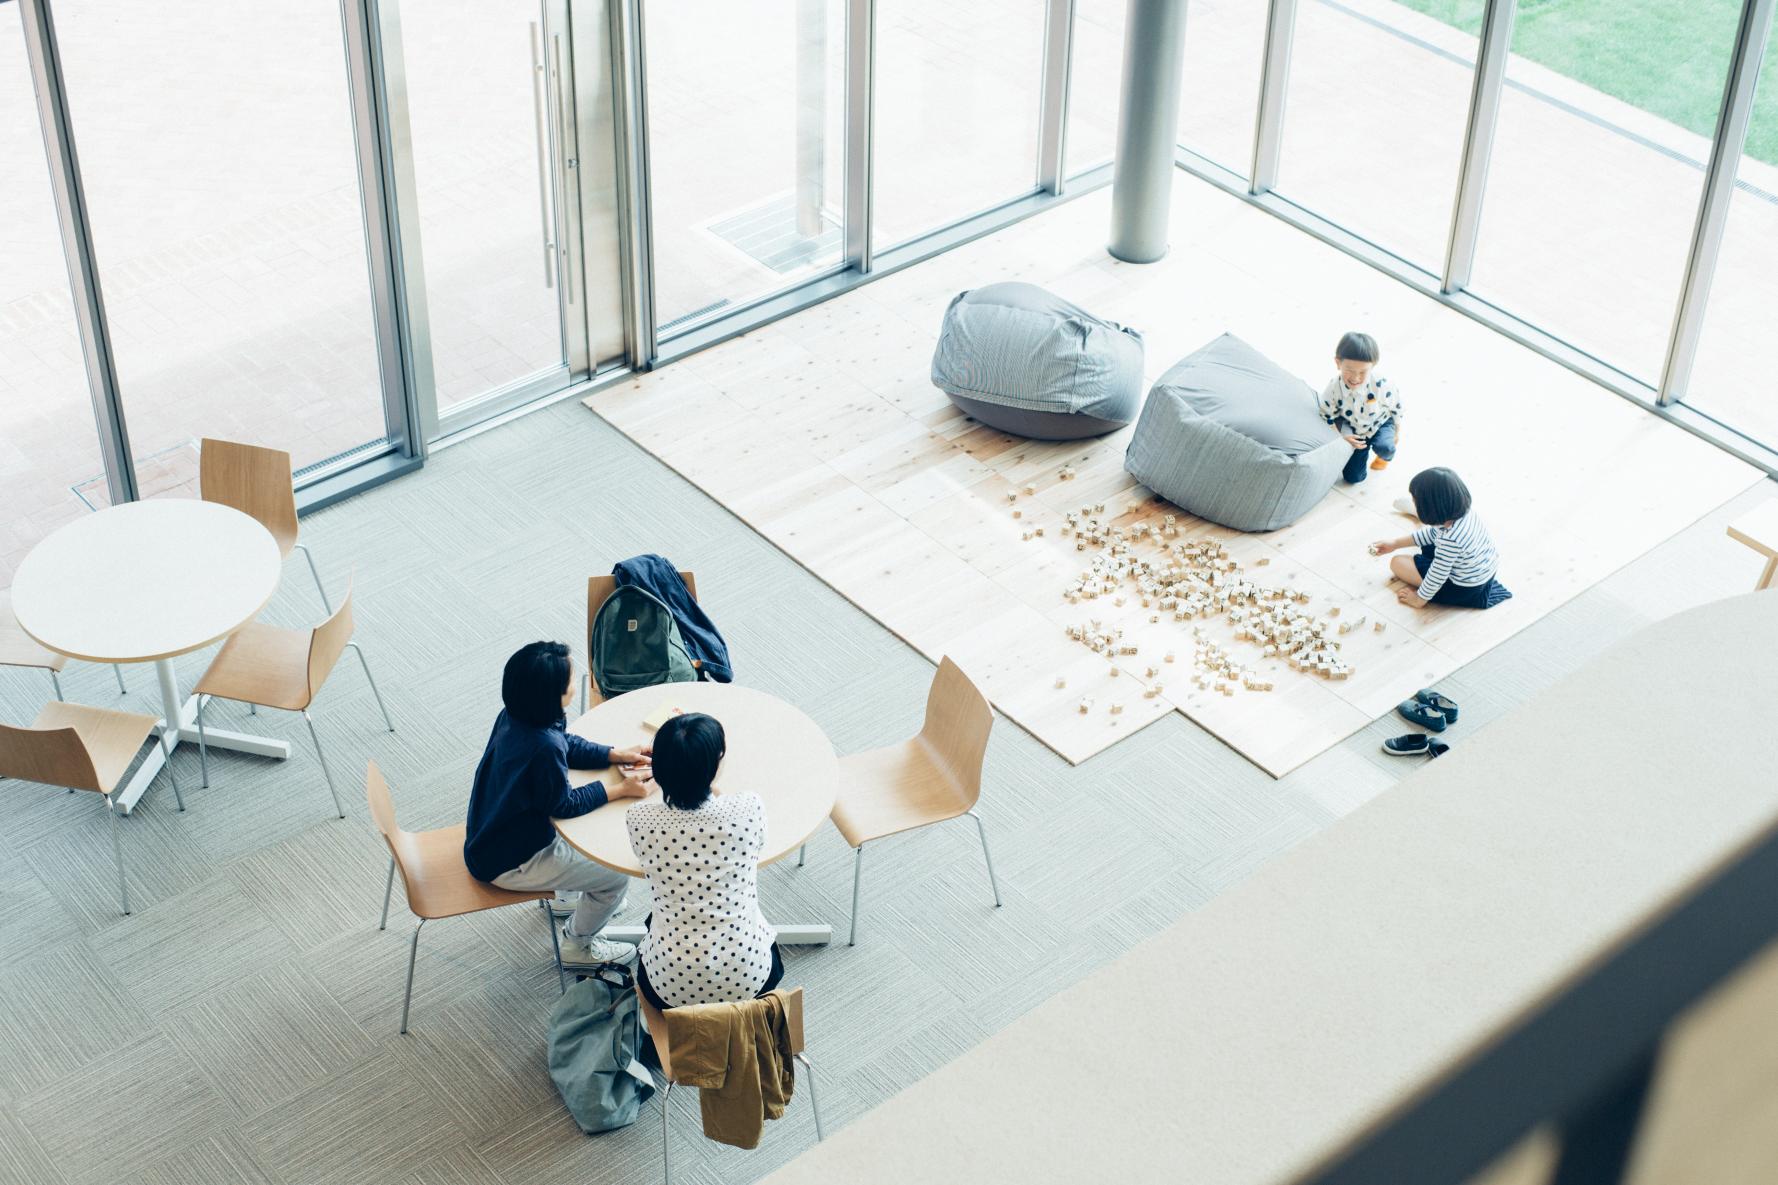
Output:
[1023, 483, 1036, 495]
[1373, 620, 1386, 633]
[1055, 676, 1067, 688]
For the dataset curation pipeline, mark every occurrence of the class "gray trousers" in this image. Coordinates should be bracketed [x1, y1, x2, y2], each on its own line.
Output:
[493, 837, 629, 937]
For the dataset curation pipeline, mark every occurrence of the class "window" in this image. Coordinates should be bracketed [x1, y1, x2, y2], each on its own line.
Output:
[1177, 0, 1269, 176]
[1067, 0, 1126, 175]
[1275, 0, 1477, 269]
[645, 0, 846, 334]
[53, 0, 391, 490]
[872, 0, 1046, 249]
[1465, 0, 1743, 384]
[0, 23, 108, 587]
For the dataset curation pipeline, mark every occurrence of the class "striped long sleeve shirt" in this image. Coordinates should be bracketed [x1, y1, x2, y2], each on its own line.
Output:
[1412, 511, 1499, 601]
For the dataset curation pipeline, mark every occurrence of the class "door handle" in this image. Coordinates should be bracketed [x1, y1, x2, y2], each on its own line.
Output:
[554, 32, 576, 307]
[529, 20, 556, 289]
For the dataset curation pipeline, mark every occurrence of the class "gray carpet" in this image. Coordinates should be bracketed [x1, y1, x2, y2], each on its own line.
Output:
[0, 392, 1770, 1185]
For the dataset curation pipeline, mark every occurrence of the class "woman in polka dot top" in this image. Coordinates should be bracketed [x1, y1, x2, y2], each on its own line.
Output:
[627, 712, 783, 1009]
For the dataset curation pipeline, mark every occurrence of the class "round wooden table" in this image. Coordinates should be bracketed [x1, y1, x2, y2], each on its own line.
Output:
[554, 681, 838, 943]
[10, 499, 291, 812]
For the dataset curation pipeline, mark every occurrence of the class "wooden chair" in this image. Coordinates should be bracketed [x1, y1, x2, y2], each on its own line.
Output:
[199, 437, 332, 612]
[638, 984, 822, 1182]
[0, 703, 183, 913]
[192, 582, 392, 818]
[366, 760, 565, 1033]
[2, 592, 127, 699]
[582, 570, 699, 712]
[817, 656, 1001, 945]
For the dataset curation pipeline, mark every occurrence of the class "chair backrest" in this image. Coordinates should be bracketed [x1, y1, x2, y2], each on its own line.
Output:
[0, 722, 103, 792]
[0, 592, 62, 670]
[919, 657, 993, 809]
[199, 437, 300, 551]
[306, 582, 357, 698]
[585, 571, 697, 703]
[640, 984, 807, 1085]
[365, 759, 399, 841]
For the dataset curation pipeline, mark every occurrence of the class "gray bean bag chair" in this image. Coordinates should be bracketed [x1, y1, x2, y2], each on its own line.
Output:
[930, 282, 1144, 440]
[1124, 333, 1347, 532]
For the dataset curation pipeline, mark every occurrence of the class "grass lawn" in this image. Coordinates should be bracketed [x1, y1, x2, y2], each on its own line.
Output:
[1391, 0, 1778, 166]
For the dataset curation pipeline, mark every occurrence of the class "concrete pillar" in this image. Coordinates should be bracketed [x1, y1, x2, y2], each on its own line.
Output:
[1107, 0, 1189, 263]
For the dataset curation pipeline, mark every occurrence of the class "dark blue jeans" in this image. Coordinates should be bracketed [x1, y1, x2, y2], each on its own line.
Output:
[1342, 419, 1398, 484]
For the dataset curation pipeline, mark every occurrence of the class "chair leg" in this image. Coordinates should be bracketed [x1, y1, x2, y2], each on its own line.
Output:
[797, 1051, 824, 1141]
[848, 844, 866, 947]
[797, 843, 806, 868]
[159, 733, 185, 813]
[249, 702, 257, 716]
[580, 671, 588, 715]
[345, 642, 394, 732]
[196, 695, 210, 788]
[661, 1080, 674, 1185]
[968, 809, 1002, 908]
[105, 794, 130, 915]
[113, 664, 127, 695]
[399, 917, 426, 1034]
[49, 669, 64, 702]
[294, 542, 332, 614]
[379, 856, 396, 930]
[301, 709, 345, 819]
[545, 899, 567, 994]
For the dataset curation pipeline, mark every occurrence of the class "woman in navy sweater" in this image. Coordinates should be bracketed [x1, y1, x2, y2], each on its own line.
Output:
[466, 641, 652, 967]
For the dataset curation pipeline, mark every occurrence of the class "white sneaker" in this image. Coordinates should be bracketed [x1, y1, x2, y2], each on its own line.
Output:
[1392, 496, 1418, 518]
[548, 892, 581, 918]
[558, 925, 637, 969]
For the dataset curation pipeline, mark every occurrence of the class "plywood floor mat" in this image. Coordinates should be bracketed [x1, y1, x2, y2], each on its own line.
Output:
[587, 181, 1761, 774]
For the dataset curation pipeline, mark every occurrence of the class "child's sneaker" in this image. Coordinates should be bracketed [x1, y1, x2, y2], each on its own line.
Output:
[1369, 456, 1389, 471]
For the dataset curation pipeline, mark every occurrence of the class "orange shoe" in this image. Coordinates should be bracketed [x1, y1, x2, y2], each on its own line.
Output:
[1370, 456, 1390, 471]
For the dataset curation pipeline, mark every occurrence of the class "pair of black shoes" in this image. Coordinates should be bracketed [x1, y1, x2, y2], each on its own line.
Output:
[1384, 689, 1459, 758]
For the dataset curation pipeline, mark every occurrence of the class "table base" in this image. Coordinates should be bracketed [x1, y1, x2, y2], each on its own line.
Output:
[603, 923, 833, 946]
[116, 658, 292, 814]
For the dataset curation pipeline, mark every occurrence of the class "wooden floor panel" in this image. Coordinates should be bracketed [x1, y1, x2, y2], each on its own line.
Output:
[589, 181, 1761, 774]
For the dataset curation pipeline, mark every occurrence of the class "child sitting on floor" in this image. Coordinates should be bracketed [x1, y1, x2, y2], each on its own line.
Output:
[1318, 331, 1402, 485]
[1369, 467, 1511, 609]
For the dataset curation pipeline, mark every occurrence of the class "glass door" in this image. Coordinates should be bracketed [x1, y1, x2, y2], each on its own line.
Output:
[398, 0, 625, 434]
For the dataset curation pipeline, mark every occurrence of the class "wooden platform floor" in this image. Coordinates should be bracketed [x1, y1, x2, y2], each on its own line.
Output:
[587, 178, 1761, 774]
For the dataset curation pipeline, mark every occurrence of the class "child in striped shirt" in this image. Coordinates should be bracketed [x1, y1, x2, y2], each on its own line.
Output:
[1319, 331, 1403, 485]
[1370, 467, 1511, 609]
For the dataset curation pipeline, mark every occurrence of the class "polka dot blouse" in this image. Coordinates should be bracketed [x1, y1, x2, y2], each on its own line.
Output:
[627, 791, 776, 1008]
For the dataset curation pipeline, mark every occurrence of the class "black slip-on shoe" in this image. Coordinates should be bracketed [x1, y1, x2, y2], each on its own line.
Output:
[1414, 689, 1459, 724]
[1427, 739, 1451, 759]
[1397, 699, 1448, 732]
[1383, 733, 1433, 756]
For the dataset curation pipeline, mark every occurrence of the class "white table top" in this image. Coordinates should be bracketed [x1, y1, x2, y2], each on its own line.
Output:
[554, 682, 838, 877]
[11, 499, 283, 664]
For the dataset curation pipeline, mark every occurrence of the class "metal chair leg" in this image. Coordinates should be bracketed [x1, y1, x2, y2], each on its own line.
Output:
[105, 794, 130, 915]
[345, 642, 394, 731]
[797, 843, 806, 868]
[797, 1051, 824, 1140]
[249, 702, 257, 716]
[113, 664, 127, 695]
[294, 542, 332, 613]
[545, 899, 567, 994]
[159, 734, 185, 813]
[848, 844, 866, 947]
[301, 709, 345, 819]
[968, 809, 1002, 908]
[661, 1080, 674, 1185]
[196, 695, 210, 788]
[580, 672, 589, 715]
[399, 917, 425, 1034]
[49, 669, 63, 702]
[379, 856, 396, 930]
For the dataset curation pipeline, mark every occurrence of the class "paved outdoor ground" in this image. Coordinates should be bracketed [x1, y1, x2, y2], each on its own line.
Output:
[4, 0, 1774, 588]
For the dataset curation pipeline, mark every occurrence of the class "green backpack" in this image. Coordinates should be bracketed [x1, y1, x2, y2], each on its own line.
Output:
[590, 585, 699, 698]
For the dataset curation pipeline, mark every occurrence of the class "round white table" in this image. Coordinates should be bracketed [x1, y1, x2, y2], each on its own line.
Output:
[11, 499, 291, 813]
[554, 681, 838, 943]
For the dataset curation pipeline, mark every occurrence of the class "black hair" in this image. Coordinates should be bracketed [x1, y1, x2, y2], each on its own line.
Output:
[652, 713, 725, 810]
[1335, 332, 1379, 364]
[502, 641, 572, 728]
[1408, 467, 1473, 526]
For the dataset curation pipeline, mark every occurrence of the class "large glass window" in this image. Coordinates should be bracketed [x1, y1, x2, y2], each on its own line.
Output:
[1177, 0, 1269, 176]
[1685, 22, 1778, 448]
[1276, 1, 1477, 269]
[1464, 0, 1743, 385]
[872, 0, 1046, 250]
[52, 0, 390, 491]
[645, 0, 845, 334]
[0, 23, 108, 588]
[403, 0, 578, 414]
[1067, 0, 1127, 175]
